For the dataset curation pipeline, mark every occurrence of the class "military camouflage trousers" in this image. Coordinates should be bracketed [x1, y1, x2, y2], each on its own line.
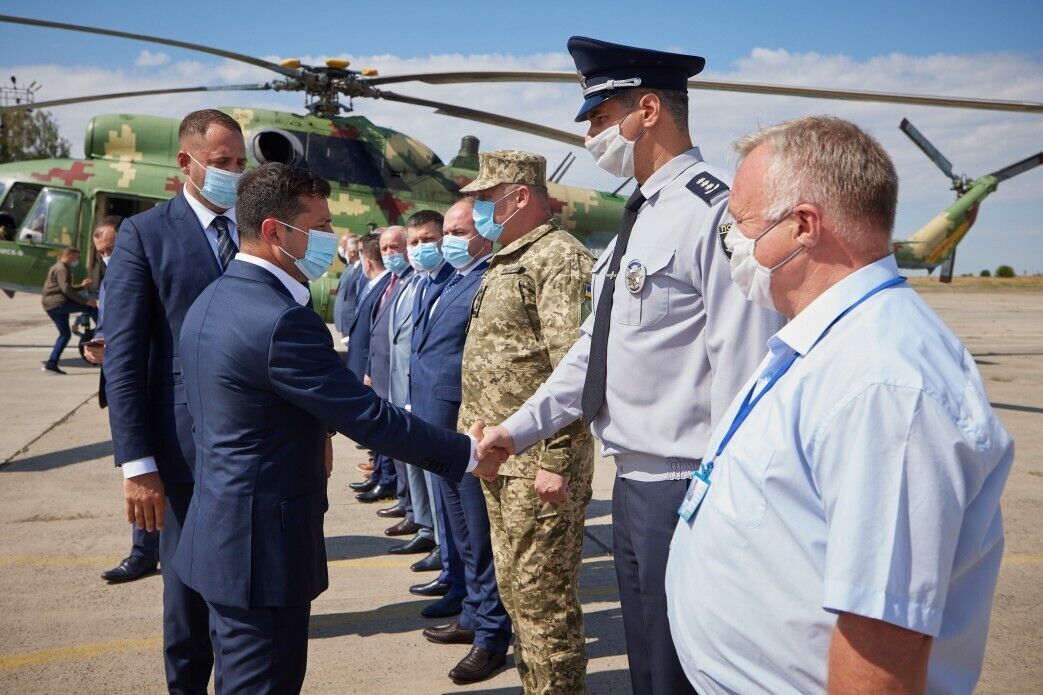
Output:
[482, 466, 594, 695]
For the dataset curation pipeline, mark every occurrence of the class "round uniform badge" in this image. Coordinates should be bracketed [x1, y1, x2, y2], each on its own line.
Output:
[624, 260, 646, 294]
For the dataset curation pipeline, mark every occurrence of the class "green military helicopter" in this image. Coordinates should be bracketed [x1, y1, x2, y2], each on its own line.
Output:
[1, 12, 1041, 325]
[892, 119, 1042, 281]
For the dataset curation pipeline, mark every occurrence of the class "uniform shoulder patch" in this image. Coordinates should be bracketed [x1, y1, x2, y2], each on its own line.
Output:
[686, 173, 729, 206]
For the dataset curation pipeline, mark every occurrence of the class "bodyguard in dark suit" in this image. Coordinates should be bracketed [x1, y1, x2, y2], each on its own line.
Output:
[175, 163, 501, 693]
[412, 198, 512, 684]
[103, 109, 247, 693]
[83, 215, 161, 584]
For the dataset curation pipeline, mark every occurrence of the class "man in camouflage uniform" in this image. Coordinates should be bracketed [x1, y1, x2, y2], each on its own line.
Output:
[458, 150, 595, 694]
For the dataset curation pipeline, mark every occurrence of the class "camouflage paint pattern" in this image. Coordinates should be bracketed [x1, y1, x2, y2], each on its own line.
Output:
[0, 107, 628, 300]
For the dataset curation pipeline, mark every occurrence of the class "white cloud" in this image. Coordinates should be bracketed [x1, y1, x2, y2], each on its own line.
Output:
[134, 50, 170, 68]
[6, 47, 1043, 273]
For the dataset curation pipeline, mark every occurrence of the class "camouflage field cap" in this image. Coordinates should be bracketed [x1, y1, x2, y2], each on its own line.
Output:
[459, 149, 547, 193]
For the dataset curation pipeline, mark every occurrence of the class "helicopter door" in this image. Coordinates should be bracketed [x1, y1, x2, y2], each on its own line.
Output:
[18, 187, 82, 248]
[90, 193, 157, 270]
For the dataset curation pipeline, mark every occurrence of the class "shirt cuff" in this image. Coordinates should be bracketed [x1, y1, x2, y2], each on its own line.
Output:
[466, 434, 478, 473]
[121, 456, 159, 479]
[340, 336, 350, 346]
[500, 410, 541, 456]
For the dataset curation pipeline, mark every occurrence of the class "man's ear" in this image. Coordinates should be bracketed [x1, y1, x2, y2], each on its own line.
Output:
[792, 203, 822, 248]
[176, 151, 191, 177]
[639, 92, 661, 129]
[259, 218, 281, 245]
[515, 185, 530, 210]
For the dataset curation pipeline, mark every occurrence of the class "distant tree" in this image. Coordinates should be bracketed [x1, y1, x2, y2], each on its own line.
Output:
[0, 109, 71, 164]
[980, 269, 992, 277]
[995, 265, 1016, 278]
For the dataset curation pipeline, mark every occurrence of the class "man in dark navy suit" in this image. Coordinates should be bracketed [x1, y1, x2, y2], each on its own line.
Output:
[345, 232, 389, 382]
[176, 163, 504, 693]
[102, 109, 247, 693]
[332, 233, 363, 343]
[411, 198, 512, 684]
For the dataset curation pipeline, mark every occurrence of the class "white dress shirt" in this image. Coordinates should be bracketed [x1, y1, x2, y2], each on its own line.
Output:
[665, 255, 1014, 694]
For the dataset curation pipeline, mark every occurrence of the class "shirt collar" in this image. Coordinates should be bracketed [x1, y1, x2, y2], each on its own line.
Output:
[494, 219, 561, 260]
[423, 260, 446, 278]
[460, 253, 493, 276]
[182, 184, 236, 230]
[367, 269, 389, 290]
[638, 146, 704, 202]
[772, 254, 900, 356]
[234, 253, 310, 306]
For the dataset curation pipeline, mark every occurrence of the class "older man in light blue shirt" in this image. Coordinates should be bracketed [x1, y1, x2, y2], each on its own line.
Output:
[665, 116, 1013, 694]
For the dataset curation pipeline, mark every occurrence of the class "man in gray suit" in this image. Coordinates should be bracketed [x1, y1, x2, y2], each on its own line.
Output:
[334, 233, 363, 342]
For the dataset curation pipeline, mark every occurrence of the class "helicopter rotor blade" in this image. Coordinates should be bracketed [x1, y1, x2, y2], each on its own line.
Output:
[376, 90, 584, 147]
[0, 84, 274, 114]
[989, 152, 1043, 183]
[899, 118, 957, 181]
[0, 14, 300, 79]
[367, 70, 1043, 114]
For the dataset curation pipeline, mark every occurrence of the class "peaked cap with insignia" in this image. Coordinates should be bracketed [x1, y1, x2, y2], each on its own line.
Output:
[459, 149, 547, 193]
[567, 36, 705, 122]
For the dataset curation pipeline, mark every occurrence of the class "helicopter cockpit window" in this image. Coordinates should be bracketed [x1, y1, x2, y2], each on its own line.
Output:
[20, 188, 81, 247]
[0, 182, 42, 242]
[303, 133, 385, 188]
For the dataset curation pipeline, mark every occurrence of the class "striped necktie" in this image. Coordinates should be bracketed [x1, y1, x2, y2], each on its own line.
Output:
[213, 215, 237, 271]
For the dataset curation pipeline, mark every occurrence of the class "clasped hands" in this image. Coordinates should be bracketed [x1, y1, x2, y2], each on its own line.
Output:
[466, 422, 570, 504]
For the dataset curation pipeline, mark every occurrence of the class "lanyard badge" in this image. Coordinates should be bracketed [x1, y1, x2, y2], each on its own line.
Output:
[677, 469, 712, 521]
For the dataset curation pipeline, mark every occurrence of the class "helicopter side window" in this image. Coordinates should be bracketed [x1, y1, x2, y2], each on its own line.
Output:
[0, 182, 43, 242]
[303, 133, 385, 188]
[19, 188, 81, 247]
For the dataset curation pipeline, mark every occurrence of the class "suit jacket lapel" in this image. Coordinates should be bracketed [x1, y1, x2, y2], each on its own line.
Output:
[417, 265, 486, 351]
[172, 193, 223, 277]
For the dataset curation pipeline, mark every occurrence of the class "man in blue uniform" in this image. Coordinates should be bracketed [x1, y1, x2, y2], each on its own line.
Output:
[478, 38, 783, 694]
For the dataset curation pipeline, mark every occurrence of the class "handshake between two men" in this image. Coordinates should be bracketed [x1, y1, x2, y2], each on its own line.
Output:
[470, 422, 572, 505]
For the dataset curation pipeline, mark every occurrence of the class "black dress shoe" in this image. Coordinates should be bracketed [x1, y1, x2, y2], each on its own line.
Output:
[350, 478, 377, 493]
[449, 646, 507, 684]
[423, 621, 474, 645]
[421, 593, 464, 619]
[101, 555, 158, 583]
[411, 547, 442, 572]
[356, 484, 395, 502]
[385, 519, 421, 537]
[410, 579, 451, 597]
[388, 535, 437, 555]
[376, 503, 406, 518]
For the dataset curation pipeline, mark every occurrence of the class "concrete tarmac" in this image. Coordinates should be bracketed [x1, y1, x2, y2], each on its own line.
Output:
[0, 285, 1040, 694]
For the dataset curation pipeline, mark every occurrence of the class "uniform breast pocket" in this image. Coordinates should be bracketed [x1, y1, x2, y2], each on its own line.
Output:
[711, 439, 776, 530]
[614, 246, 676, 327]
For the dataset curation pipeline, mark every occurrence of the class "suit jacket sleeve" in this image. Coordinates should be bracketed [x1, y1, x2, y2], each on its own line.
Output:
[102, 217, 157, 465]
[267, 305, 469, 482]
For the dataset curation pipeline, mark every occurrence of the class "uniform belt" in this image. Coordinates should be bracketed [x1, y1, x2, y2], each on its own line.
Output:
[613, 454, 702, 481]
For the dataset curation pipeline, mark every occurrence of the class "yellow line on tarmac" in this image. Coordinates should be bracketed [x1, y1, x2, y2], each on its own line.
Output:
[1003, 552, 1043, 566]
[0, 636, 162, 671]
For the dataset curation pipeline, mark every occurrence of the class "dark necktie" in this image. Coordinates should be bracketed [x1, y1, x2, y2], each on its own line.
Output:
[213, 215, 237, 271]
[581, 188, 646, 425]
[443, 272, 464, 295]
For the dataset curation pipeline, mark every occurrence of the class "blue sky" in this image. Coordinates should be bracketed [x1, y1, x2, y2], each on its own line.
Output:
[2, 0, 1042, 274]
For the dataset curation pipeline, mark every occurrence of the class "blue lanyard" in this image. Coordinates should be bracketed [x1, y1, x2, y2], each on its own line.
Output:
[701, 275, 906, 479]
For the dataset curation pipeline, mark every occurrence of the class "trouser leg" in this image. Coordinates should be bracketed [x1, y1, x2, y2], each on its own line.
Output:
[207, 600, 311, 694]
[45, 308, 71, 367]
[612, 477, 696, 695]
[130, 523, 159, 563]
[406, 462, 435, 540]
[457, 473, 511, 654]
[162, 483, 215, 695]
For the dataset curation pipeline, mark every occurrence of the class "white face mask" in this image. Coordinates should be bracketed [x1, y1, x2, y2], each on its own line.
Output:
[584, 109, 645, 178]
[723, 212, 803, 312]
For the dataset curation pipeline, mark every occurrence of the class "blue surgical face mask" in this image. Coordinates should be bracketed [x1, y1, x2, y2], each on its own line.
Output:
[382, 252, 408, 275]
[101, 255, 111, 266]
[473, 189, 521, 242]
[276, 220, 338, 282]
[187, 153, 241, 210]
[441, 234, 477, 269]
[409, 242, 443, 272]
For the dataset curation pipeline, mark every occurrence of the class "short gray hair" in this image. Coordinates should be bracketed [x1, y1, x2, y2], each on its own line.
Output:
[734, 116, 897, 253]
